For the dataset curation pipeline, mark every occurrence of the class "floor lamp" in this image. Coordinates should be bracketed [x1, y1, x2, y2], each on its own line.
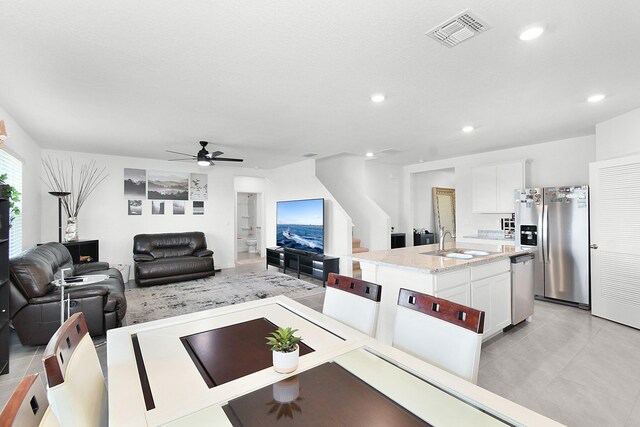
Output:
[49, 191, 70, 243]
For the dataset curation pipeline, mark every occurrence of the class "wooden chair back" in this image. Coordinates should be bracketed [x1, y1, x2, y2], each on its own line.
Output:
[322, 273, 382, 336]
[42, 312, 108, 427]
[393, 288, 485, 383]
[0, 374, 59, 427]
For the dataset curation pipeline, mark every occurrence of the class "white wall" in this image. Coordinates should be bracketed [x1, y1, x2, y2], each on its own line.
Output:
[403, 135, 596, 240]
[411, 168, 455, 234]
[265, 159, 352, 273]
[40, 149, 267, 270]
[365, 161, 402, 232]
[596, 107, 640, 160]
[316, 155, 390, 251]
[0, 106, 42, 250]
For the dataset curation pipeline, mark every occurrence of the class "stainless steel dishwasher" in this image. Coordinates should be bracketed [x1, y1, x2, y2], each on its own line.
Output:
[511, 253, 535, 325]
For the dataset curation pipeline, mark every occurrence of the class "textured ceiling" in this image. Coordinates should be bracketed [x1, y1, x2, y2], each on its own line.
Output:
[1, 0, 639, 168]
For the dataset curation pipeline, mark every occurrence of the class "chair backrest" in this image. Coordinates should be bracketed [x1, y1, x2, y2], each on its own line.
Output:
[322, 273, 381, 336]
[133, 232, 208, 258]
[42, 313, 107, 427]
[392, 288, 485, 383]
[0, 374, 60, 427]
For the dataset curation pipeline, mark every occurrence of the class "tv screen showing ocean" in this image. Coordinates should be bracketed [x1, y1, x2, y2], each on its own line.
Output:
[277, 224, 324, 254]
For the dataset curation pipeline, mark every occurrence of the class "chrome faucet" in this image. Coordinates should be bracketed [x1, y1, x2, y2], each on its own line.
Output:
[439, 226, 456, 251]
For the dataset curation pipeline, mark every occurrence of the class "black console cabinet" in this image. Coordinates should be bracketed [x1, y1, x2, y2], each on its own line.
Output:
[266, 248, 339, 286]
[0, 186, 11, 375]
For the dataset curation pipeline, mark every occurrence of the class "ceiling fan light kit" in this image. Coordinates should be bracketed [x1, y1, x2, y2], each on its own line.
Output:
[167, 140, 244, 166]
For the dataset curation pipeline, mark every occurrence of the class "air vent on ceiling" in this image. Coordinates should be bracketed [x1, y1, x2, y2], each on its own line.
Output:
[302, 152, 318, 158]
[426, 9, 491, 48]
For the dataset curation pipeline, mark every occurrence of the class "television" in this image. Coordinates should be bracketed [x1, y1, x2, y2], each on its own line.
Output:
[276, 198, 325, 254]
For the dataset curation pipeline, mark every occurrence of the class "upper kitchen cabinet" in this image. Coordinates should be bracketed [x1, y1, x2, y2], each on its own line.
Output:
[472, 161, 525, 213]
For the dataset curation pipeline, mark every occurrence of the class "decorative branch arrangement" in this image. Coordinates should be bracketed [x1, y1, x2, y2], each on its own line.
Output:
[42, 156, 109, 217]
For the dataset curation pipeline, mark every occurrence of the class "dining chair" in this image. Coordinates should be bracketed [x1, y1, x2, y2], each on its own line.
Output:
[0, 373, 59, 427]
[392, 288, 485, 384]
[42, 312, 108, 427]
[322, 273, 382, 336]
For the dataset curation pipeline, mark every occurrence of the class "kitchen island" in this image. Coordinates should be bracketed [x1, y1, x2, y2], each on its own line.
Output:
[352, 242, 533, 344]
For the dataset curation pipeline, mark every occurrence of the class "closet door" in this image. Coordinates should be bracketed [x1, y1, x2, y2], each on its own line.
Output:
[590, 154, 640, 328]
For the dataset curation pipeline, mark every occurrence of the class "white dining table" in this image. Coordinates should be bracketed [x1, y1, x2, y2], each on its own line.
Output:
[107, 296, 563, 427]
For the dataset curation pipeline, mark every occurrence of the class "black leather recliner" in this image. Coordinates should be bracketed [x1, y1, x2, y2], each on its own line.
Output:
[133, 232, 215, 286]
[9, 242, 127, 346]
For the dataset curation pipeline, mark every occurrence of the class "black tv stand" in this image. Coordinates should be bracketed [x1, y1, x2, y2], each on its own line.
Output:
[266, 247, 339, 286]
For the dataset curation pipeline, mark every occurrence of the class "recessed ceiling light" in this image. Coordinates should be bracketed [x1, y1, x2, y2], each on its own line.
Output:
[519, 26, 544, 41]
[371, 93, 385, 103]
[365, 152, 375, 157]
[462, 126, 474, 133]
[587, 94, 606, 103]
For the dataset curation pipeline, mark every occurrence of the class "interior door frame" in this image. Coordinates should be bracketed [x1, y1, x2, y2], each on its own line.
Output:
[432, 187, 456, 241]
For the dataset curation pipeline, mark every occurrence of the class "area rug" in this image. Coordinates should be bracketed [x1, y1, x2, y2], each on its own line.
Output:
[124, 270, 325, 325]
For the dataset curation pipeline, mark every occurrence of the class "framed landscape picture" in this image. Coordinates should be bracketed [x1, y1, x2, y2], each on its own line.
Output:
[128, 200, 142, 215]
[193, 201, 204, 215]
[147, 170, 189, 200]
[152, 201, 165, 215]
[124, 168, 146, 198]
[173, 201, 185, 215]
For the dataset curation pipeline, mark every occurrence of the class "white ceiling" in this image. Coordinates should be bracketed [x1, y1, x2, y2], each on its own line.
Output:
[1, 1, 640, 169]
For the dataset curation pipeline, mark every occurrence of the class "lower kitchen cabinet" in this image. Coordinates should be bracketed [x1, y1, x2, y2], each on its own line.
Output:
[471, 271, 511, 340]
[436, 284, 470, 307]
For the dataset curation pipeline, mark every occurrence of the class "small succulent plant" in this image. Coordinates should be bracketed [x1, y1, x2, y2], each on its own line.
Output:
[266, 326, 302, 353]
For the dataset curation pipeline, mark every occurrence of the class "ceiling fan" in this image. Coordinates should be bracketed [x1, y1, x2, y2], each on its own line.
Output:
[166, 141, 244, 166]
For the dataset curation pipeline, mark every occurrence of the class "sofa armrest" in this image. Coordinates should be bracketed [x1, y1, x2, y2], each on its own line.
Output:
[74, 262, 110, 275]
[29, 287, 109, 304]
[134, 254, 155, 262]
[193, 249, 213, 257]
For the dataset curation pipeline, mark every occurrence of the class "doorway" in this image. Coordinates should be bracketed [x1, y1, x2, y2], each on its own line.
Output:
[236, 192, 262, 263]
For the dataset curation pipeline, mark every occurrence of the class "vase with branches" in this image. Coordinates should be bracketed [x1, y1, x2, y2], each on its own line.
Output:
[41, 156, 108, 241]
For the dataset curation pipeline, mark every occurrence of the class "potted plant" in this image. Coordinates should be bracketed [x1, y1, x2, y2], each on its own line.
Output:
[266, 326, 303, 374]
[0, 173, 21, 227]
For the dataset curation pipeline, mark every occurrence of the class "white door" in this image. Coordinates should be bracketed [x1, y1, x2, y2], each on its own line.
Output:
[590, 154, 640, 329]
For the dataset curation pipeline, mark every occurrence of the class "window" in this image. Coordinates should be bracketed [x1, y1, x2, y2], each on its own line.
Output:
[0, 149, 22, 257]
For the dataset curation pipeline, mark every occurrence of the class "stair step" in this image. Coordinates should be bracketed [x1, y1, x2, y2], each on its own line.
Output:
[352, 247, 369, 254]
[352, 238, 361, 248]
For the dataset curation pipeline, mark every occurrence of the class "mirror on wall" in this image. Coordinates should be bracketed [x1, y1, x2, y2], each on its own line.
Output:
[432, 187, 456, 242]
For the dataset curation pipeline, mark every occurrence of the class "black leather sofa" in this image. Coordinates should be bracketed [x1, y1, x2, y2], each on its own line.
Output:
[9, 242, 127, 346]
[133, 232, 215, 286]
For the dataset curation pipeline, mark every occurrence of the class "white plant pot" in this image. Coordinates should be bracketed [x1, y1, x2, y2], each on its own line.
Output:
[272, 346, 299, 374]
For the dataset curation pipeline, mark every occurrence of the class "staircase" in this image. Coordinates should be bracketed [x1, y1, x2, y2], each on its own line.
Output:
[352, 237, 369, 278]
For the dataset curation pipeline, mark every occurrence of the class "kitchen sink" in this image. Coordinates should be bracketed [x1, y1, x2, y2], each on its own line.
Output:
[462, 250, 490, 256]
[445, 253, 473, 259]
[421, 248, 496, 259]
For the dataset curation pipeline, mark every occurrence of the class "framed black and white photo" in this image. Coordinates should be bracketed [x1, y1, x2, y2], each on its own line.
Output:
[190, 173, 208, 201]
[173, 201, 185, 215]
[193, 201, 204, 215]
[152, 201, 165, 215]
[147, 170, 189, 200]
[124, 168, 146, 198]
[128, 199, 142, 215]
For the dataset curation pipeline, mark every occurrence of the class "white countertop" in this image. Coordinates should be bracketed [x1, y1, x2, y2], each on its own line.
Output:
[351, 242, 532, 274]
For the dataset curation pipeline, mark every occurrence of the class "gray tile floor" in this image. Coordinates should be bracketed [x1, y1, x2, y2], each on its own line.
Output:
[2, 264, 639, 427]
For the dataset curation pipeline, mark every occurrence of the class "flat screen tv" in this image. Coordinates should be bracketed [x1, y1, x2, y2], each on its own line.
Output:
[276, 198, 324, 255]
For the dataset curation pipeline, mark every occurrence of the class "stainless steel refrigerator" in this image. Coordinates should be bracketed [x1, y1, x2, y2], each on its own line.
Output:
[515, 186, 590, 308]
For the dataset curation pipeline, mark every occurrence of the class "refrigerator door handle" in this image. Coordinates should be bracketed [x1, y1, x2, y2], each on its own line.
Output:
[542, 204, 549, 264]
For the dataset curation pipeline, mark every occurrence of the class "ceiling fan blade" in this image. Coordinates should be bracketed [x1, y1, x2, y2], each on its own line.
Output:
[166, 150, 195, 157]
[167, 158, 194, 162]
[207, 150, 224, 158]
[211, 157, 244, 162]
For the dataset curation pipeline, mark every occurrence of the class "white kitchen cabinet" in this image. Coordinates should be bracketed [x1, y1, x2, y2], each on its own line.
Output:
[436, 283, 470, 306]
[471, 271, 511, 340]
[472, 161, 525, 213]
